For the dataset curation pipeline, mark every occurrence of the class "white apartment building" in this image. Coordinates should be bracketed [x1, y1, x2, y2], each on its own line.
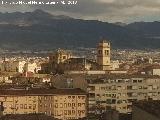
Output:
[0, 61, 26, 73]
[24, 62, 39, 73]
[87, 75, 160, 114]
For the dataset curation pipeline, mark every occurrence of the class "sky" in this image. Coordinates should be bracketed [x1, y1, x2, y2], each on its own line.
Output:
[0, 0, 160, 23]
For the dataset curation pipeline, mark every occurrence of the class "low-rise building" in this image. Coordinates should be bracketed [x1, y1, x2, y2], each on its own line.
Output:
[0, 88, 87, 120]
[1, 113, 55, 120]
[0, 61, 26, 73]
[24, 62, 38, 73]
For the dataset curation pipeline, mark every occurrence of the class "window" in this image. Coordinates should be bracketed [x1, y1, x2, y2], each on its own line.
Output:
[20, 104, 23, 109]
[44, 96, 47, 100]
[49, 104, 52, 108]
[29, 104, 32, 109]
[78, 110, 82, 116]
[39, 96, 42, 100]
[153, 85, 158, 89]
[50, 97, 52, 100]
[132, 93, 138, 97]
[96, 94, 100, 97]
[133, 80, 137, 83]
[105, 50, 109, 55]
[72, 110, 75, 115]
[112, 99, 116, 104]
[101, 87, 106, 90]
[60, 103, 63, 108]
[55, 110, 58, 116]
[78, 103, 81, 107]
[64, 110, 67, 115]
[68, 103, 71, 107]
[64, 103, 67, 108]
[106, 99, 112, 104]
[72, 103, 75, 107]
[24, 104, 27, 109]
[98, 50, 102, 54]
[72, 96, 75, 99]
[68, 110, 71, 115]
[82, 110, 85, 114]
[60, 110, 63, 115]
[44, 104, 47, 108]
[40, 104, 42, 108]
[33, 104, 36, 110]
[127, 86, 132, 90]
[112, 94, 116, 98]
[138, 80, 142, 83]
[63, 56, 66, 59]
[55, 103, 58, 108]
[132, 86, 138, 90]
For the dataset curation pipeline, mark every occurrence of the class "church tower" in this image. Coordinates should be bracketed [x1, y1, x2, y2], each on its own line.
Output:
[97, 40, 111, 70]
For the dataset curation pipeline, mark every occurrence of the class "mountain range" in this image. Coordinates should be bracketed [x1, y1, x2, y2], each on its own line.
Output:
[0, 9, 160, 50]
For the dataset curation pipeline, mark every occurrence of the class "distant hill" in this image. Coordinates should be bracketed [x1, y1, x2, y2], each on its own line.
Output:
[125, 21, 160, 49]
[0, 9, 159, 50]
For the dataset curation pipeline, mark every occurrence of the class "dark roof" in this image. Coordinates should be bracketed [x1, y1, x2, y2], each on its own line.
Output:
[0, 88, 87, 96]
[143, 65, 160, 71]
[133, 100, 160, 119]
[65, 58, 98, 65]
[1, 113, 56, 120]
[86, 74, 160, 84]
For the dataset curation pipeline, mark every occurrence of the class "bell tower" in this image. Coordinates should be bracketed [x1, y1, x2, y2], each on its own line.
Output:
[97, 40, 111, 70]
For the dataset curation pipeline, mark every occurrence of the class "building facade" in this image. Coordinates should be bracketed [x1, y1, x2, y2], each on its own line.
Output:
[87, 75, 160, 114]
[0, 88, 87, 120]
[0, 61, 26, 73]
[24, 62, 39, 73]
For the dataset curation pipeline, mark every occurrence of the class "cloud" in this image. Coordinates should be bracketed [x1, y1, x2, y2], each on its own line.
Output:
[0, 0, 160, 23]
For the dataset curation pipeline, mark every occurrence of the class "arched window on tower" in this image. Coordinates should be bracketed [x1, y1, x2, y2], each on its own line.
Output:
[98, 50, 102, 54]
[105, 50, 109, 56]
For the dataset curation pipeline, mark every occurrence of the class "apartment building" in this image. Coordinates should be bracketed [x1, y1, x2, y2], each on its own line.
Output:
[87, 75, 160, 114]
[24, 62, 38, 73]
[0, 61, 26, 73]
[0, 88, 87, 120]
